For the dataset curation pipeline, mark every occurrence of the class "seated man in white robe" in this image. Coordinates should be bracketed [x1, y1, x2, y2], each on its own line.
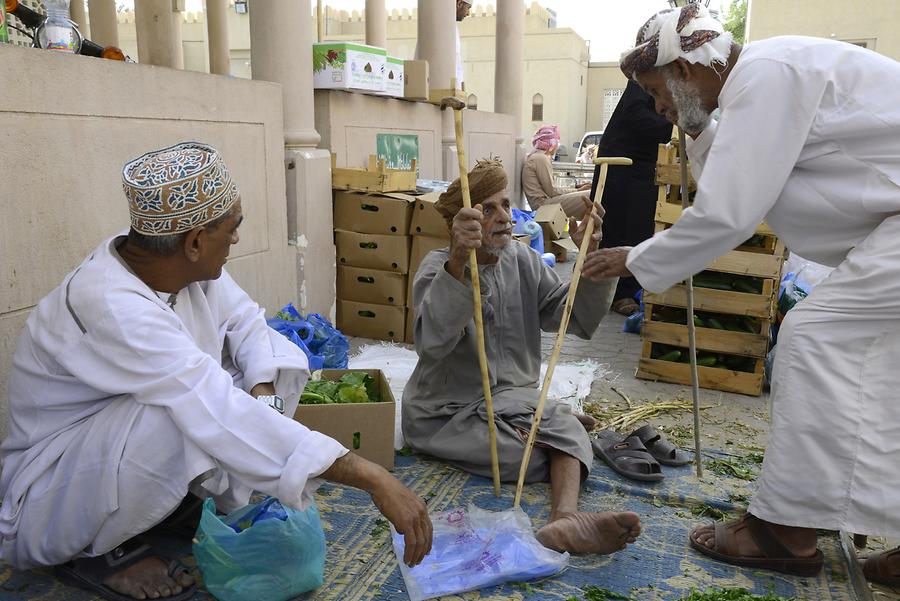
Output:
[0, 142, 432, 601]
[402, 159, 641, 556]
[584, 3, 900, 582]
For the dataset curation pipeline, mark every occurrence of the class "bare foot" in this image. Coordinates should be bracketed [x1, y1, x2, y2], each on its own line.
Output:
[691, 517, 818, 558]
[102, 556, 194, 600]
[536, 511, 641, 555]
[575, 413, 597, 432]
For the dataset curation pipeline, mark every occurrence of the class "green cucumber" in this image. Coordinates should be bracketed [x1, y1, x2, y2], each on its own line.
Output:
[659, 350, 682, 362]
[706, 318, 725, 330]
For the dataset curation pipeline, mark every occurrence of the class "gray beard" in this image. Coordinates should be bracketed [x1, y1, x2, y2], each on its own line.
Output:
[482, 241, 510, 257]
[666, 77, 711, 134]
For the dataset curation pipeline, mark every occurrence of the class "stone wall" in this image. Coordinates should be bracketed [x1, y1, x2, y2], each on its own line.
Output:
[0, 44, 295, 439]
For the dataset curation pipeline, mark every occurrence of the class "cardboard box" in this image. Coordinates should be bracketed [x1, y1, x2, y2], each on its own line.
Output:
[313, 42, 386, 92]
[333, 190, 415, 235]
[405, 306, 415, 345]
[377, 56, 405, 97]
[293, 369, 396, 469]
[335, 230, 411, 273]
[337, 266, 407, 307]
[337, 300, 406, 342]
[535, 204, 568, 241]
[549, 236, 579, 263]
[409, 192, 449, 236]
[403, 59, 429, 101]
[406, 235, 450, 303]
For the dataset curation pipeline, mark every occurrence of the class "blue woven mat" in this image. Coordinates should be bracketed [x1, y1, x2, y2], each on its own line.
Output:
[0, 452, 859, 600]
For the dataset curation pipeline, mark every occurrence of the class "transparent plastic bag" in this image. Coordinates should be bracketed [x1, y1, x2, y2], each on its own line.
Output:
[193, 497, 325, 601]
[391, 505, 568, 601]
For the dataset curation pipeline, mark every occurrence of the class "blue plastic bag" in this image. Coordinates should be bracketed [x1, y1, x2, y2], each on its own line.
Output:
[392, 505, 568, 601]
[267, 304, 349, 369]
[193, 497, 326, 601]
[304, 313, 349, 369]
[511, 208, 544, 254]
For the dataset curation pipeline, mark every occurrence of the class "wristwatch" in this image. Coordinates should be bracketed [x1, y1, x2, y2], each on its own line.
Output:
[257, 394, 285, 414]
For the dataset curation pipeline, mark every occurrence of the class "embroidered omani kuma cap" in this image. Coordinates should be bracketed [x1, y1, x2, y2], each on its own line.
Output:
[122, 142, 239, 236]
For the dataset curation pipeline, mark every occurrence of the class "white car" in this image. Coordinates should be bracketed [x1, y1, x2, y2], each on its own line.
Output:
[573, 131, 603, 163]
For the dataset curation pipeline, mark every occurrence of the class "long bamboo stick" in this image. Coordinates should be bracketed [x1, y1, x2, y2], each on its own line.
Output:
[449, 103, 502, 497]
[513, 156, 632, 509]
[678, 128, 704, 479]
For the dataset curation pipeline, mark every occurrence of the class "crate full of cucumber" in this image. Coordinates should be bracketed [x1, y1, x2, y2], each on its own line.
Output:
[638, 141, 786, 396]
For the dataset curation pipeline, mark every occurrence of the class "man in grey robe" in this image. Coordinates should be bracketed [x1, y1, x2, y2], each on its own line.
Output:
[402, 159, 641, 555]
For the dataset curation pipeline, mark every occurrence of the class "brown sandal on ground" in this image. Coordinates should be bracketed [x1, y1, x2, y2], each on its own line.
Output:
[611, 298, 640, 316]
[688, 514, 824, 577]
[864, 546, 900, 587]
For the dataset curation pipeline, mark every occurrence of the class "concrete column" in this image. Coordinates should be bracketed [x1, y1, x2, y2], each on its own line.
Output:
[87, 0, 118, 48]
[134, 0, 183, 68]
[206, 0, 230, 75]
[417, 0, 456, 96]
[69, 0, 88, 39]
[250, 0, 335, 317]
[419, 0, 459, 181]
[494, 0, 526, 203]
[365, 0, 387, 48]
[494, 0, 524, 133]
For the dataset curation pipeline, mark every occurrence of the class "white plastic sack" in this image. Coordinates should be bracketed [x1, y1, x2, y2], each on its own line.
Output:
[348, 344, 606, 449]
[391, 505, 568, 601]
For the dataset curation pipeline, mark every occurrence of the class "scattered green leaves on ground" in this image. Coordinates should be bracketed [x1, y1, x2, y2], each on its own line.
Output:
[677, 588, 794, 601]
[705, 453, 763, 481]
[300, 371, 380, 405]
[370, 517, 389, 537]
[582, 585, 636, 601]
[690, 503, 729, 520]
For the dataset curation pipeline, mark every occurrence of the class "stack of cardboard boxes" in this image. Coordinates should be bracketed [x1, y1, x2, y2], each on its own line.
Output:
[333, 190, 450, 344]
[405, 193, 451, 344]
[312, 42, 429, 102]
[334, 191, 416, 342]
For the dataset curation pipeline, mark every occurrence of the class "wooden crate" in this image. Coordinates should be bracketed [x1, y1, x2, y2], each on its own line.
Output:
[636, 141, 784, 396]
[331, 154, 417, 193]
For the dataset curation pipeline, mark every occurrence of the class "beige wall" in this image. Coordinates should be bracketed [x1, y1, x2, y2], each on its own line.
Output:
[748, 0, 900, 60]
[0, 43, 295, 438]
[585, 62, 628, 136]
[313, 89, 517, 194]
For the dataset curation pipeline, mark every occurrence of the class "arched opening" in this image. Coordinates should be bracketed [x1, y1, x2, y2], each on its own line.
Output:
[531, 93, 544, 122]
[467, 94, 478, 111]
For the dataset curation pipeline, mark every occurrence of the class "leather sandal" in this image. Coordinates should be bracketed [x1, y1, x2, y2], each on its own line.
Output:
[611, 298, 641, 316]
[55, 535, 197, 601]
[627, 424, 692, 466]
[864, 546, 900, 587]
[592, 429, 664, 482]
[689, 514, 824, 577]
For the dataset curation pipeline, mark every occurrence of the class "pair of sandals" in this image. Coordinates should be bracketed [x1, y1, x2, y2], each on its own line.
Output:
[592, 424, 690, 482]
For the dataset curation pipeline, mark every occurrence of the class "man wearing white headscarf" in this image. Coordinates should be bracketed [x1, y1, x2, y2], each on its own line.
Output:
[0, 143, 433, 600]
[414, 0, 470, 89]
[582, 2, 900, 584]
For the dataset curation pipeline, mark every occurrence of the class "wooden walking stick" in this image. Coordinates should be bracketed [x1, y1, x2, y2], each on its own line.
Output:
[513, 156, 633, 509]
[441, 95, 501, 497]
[677, 128, 704, 479]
